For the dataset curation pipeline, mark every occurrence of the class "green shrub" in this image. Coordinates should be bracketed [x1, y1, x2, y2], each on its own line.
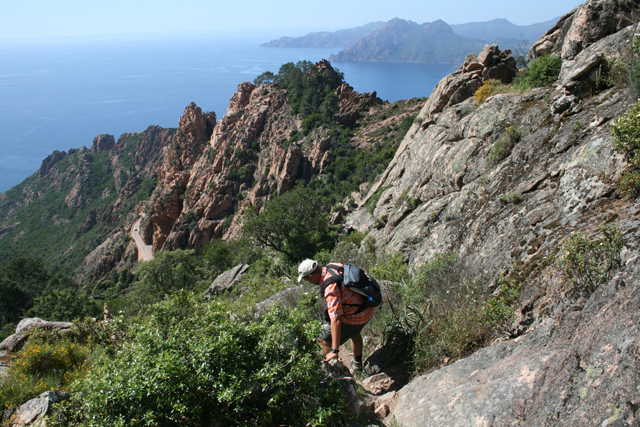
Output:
[499, 191, 522, 204]
[382, 252, 491, 374]
[484, 274, 519, 332]
[552, 225, 624, 297]
[341, 230, 366, 247]
[379, 252, 521, 375]
[512, 55, 562, 91]
[611, 99, 640, 198]
[486, 125, 522, 167]
[56, 292, 347, 426]
[243, 187, 337, 262]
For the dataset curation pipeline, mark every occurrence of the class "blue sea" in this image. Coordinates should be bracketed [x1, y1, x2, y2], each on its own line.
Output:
[0, 32, 454, 193]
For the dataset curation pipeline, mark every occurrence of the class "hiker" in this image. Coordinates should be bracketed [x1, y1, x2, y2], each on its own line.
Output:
[297, 259, 376, 371]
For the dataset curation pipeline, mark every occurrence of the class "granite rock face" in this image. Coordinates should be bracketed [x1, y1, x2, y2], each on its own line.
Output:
[529, 0, 640, 61]
[393, 251, 640, 426]
[143, 60, 385, 253]
[344, 14, 640, 424]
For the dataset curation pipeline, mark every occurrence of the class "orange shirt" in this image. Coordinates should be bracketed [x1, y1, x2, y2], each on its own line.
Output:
[321, 265, 374, 325]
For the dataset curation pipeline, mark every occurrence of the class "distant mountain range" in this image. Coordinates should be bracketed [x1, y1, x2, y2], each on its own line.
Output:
[261, 21, 387, 48]
[263, 17, 559, 64]
[450, 17, 559, 42]
[330, 18, 486, 64]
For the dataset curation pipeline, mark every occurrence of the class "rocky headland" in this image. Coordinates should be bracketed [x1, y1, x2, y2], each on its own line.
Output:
[261, 21, 386, 48]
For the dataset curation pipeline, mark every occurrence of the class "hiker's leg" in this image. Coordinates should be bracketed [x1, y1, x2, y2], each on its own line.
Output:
[351, 333, 363, 357]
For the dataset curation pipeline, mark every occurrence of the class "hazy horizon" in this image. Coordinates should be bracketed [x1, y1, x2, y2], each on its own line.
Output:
[1, 0, 582, 41]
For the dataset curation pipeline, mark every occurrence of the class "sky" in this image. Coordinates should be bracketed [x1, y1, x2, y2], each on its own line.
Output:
[0, 0, 585, 41]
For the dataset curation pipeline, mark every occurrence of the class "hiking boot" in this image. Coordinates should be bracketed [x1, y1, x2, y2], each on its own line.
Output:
[350, 358, 363, 372]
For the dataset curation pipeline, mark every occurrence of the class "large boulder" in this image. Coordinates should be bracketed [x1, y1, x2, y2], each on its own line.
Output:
[203, 264, 250, 300]
[5, 390, 70, 427]
[254, 285, 306, 317]
[15, 318, 72, 334]
[1, 318, 73, 352]
[422, 44, 517, 117]
[557, 24, 635, 95]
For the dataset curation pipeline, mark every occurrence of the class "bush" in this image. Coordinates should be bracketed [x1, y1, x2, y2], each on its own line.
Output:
[382, 252, 491, 374]
[0, 334, 91, 411]
[552, 225, 624, 298]
[380, 252, 521, 375]
[611, 99, 640, 198]
[474, 80, 509, 104]
[243, 187, 337, 262]
[55, 292, 348, 426]
[512, 55, 562, 91]
[484, 274, 519, 333]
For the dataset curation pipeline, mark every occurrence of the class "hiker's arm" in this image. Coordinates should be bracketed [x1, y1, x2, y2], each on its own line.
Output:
[325, 317, 341, 361]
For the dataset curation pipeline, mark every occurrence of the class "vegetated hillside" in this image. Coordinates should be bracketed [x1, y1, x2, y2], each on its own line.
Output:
[0, 60, 423, 289]
[339, 0, 640, 423]
[329, 18, 485, 64]
[0, 127, 176, 280]
[261, 21, 386, 48]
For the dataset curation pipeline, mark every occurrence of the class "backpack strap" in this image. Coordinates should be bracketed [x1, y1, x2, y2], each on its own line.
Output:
[320, 266, 342, 293]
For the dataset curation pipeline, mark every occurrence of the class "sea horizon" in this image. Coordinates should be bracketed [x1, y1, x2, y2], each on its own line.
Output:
[0, 32, 454, 193]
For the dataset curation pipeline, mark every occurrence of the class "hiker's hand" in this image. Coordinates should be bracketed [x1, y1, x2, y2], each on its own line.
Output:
[324, 352, 339, 362]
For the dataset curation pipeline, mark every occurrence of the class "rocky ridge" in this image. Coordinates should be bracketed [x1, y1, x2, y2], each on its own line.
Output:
[261, 21, 386, 48]
[0, 125, 175, 284]
[138, 61, 415, 255]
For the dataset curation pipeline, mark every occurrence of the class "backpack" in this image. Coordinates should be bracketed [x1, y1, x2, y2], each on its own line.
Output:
[321, 263, 383, 313]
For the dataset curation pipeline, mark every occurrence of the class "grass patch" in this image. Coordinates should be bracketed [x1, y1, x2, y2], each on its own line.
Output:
[380, 252, 519, 375]
[0, 334, 91, 411]
[499, 191, 522, 204]
[486, 125, 523, 167]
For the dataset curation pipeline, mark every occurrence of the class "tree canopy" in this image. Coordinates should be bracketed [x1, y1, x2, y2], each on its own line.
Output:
[242, 187, 337, 262]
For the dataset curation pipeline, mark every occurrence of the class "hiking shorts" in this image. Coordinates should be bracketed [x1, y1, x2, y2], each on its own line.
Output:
[320, 321, 367, 345]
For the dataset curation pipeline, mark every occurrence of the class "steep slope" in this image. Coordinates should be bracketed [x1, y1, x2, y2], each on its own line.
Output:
[329, 18, 485, 64]
[0, 127, 175, 282]
[342, 0, 640, 423]
[261, 21, 386, 48]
